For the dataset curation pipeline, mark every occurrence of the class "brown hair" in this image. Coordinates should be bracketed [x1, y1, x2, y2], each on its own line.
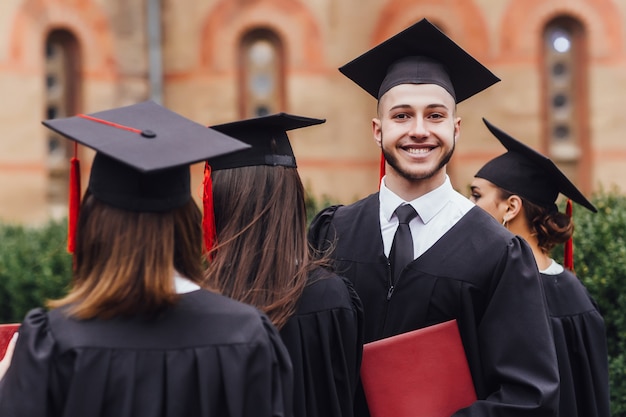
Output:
[204, 165, 321, 329]
[48, 192, 205, 319]
[497, 188, 574, 254]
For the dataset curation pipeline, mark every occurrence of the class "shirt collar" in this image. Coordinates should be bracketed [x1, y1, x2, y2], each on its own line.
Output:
[174, 271, 201, 294]
[379, 176, 456, 224]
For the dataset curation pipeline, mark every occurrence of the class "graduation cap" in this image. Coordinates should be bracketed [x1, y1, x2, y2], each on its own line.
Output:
[475, 118, 596, 212]
[339, 18, 500, 102]
[201, 113, 325, 253]
[475, 118, 596, 271]
[42, 100, 250, 253]
[208, 112, 325, 170]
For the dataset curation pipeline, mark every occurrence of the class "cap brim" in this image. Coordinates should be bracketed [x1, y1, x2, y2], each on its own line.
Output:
[211, 112, 325, 134]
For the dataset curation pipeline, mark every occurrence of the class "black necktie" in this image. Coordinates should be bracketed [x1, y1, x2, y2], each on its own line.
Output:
[390, 204, 418, 283]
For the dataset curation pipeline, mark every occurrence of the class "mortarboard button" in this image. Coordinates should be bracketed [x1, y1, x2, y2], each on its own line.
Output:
[141, 129, 157, 138]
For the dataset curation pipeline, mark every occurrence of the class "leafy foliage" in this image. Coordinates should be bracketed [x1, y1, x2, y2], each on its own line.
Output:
[0, 220, 72, 323]
[553, 188, 626, 416]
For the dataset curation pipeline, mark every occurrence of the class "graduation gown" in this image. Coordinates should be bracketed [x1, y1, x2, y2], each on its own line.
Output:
[308, 193, 559, 417]
[541, 268, 611, 417]
[0, 289, 293, 417]
[280, 267, 363, 417]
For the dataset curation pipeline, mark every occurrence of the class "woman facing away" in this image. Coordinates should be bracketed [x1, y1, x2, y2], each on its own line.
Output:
[469, 118, 610, 417]
[204, 113, 364, 417]
[0, 101, 293, 417]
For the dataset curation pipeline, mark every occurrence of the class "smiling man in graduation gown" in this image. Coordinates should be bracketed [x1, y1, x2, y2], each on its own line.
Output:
[308, 19, 560, 417]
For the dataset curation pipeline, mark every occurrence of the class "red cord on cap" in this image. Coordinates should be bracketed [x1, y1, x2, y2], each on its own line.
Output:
[564, 199, 574, 271]
[68, 142, 81, 254]
[202, 162, 217, 257]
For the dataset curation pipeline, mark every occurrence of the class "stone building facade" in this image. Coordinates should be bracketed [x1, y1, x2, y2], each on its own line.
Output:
[1, 0, 625, 224]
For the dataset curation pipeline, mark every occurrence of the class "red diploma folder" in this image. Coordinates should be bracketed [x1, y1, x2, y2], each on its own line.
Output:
[0, 323, 20, 360]
[360, 319, 476, 417]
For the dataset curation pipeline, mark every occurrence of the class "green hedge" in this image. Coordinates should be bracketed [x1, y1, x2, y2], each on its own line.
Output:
[1, 189, 626, 414]
[0, 220, 72, 323]
[552, 188, 626, 416]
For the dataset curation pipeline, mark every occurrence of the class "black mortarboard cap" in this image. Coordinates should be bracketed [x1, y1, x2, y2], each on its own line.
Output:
[42, 100, 250, 212]
[475, 118, 596, 212]
[339, 18, 500, 102]
[208, 113, 325, 170]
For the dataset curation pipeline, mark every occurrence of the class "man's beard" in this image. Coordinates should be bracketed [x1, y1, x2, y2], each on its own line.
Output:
[381, 133, 455, 181]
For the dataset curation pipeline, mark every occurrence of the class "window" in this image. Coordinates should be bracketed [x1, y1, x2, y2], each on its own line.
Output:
[239, 29, 284, 117]
[543, 17, 588, 187]
[45, 30, 81, 218]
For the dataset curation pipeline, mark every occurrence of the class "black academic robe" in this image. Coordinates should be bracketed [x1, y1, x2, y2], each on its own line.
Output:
[308, 193, 560, 417]
[0, 289, 293, 417]
[541, 268, 611, 417]
[280, 268, 363, 417]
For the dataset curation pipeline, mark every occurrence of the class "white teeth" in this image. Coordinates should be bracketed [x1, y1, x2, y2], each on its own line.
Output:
[406, 148, 431, 154]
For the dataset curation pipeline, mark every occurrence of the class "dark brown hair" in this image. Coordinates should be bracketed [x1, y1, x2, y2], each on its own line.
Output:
[48, 192, 205, 319]
[204, 165, 322, 329]
[498, 188, 574, 254]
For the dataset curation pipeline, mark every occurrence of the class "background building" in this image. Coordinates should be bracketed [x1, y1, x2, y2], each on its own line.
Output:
[1, 0, 625, 224]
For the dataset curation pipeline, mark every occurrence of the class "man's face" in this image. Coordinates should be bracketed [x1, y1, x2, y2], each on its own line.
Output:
[373, 83, 460, 186]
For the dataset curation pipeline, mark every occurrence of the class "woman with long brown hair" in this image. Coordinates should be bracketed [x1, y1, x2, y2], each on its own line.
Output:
[469, 119, 610, 417]
[0, 102, 293, 417]
[205, 113, 363, 417]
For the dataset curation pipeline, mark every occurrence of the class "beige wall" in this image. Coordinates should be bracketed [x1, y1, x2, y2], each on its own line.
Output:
[1, 0, 625, 224]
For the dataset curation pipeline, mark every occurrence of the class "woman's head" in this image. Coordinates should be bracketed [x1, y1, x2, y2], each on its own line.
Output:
[470, 177, 573, 254]
[49, 193, 205, 319]
[204, 113, 327, 329]
[41, 101, 250, 319]
[471, 119, 596, 257]
[475, 119, 596, 212]
[205, 165, 309, 329]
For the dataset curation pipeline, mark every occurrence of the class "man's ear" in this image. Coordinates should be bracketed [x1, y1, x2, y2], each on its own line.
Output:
[373, 118, 382, 148]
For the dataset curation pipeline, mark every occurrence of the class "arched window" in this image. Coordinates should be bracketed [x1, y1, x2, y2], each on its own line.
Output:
[542, 17, 589, 191]
[45, 29, 81, 219]
[238, 29, 284, 118]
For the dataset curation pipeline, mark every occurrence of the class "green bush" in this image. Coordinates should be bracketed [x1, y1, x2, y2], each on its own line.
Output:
[0, 220, 72, 323]
[553, 188, 626, 416]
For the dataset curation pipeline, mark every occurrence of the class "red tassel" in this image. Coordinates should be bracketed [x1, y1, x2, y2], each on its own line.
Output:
[378, 152, 385, 189]
[68, 142, 81, 254]
[202, 162, 217, 256]
[564, 199, 574, 271]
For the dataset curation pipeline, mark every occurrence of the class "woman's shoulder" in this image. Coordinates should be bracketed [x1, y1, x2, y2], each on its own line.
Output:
[296, 268, 362, 315]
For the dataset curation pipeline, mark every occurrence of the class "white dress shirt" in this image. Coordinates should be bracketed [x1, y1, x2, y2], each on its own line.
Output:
[540, 259, 565, 275]
[379, 176, 475, 259]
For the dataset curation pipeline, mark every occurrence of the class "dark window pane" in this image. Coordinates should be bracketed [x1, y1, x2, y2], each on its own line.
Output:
[46, 74, 56, 89]
[47, 106, 58, 119]
[553, 124, 570, 140]
[255, 105, 270, 117]
[552, 62, 567, 77]
[45, 42, 55, 58]
[553, 93, 568, 108]
[48, 136, 60, 153]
